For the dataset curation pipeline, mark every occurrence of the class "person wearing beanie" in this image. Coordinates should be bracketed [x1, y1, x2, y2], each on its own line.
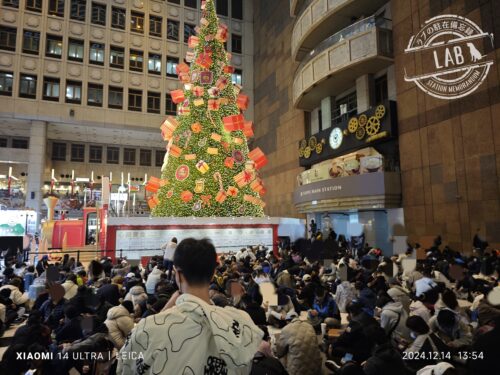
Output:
[104, 300, 135, 349]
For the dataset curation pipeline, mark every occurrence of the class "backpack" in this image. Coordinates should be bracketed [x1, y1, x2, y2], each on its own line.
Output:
[250, 354, 289, 375]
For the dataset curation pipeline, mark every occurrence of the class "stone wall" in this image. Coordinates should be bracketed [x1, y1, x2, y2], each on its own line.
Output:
[392, 0, 500, 251]
[253, 0, 305, 218]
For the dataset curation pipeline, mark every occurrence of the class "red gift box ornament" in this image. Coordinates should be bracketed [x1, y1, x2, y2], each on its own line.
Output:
[216, 77, 228, 90]
[146, 177, 161, 193]
[188, 35, 200, 48]
[223, 65, 235, 74]
[237, 94, 249, 110]
[214, 172, 227, 203]
[208, 87, 220, 98]
[224, 157, 235, 169]
[179, 73, 191, 83]
[243, 121, 254, 138]
[216, 24, 228, 42]
[176, 62, 190, 76]
[250, 178, 264, 194]
[234, 170, 254, 188]
[223, 114, 245, 132]
[227, 186, 239, 197]
[208, 99, 220, 111]
[193, 86, 205, 97]
[167, 144, 183, 158]
[249, 147, 268, 169]
[181, 191, 193, 203]
[148, 195, 159, 209]
[160, 116, 178, 141]
[196, 52, 213, 69]
[170, 90, 185, 104]
[200, 71, 214, 85]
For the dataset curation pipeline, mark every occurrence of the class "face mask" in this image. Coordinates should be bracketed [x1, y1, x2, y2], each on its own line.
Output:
[410, 332, 417, 340]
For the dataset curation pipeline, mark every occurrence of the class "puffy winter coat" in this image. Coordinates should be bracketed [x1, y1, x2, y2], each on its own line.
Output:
[0, 285, 28, 306]
[387, 286, 411, 313]
[145, 267, 162, 295]
[124, 285, 147, 307]
[275, 319, 321, 375]
[104, 304, 134, 349]
[61, 280, 78, 300]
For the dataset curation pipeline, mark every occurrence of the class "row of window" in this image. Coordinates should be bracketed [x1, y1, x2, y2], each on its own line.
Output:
[0, 136, 29, 149]
[0, 27, 243, 63]
[2, 0, 243, 23]
[51, 142, 166, 167]
[0, 71, 243, 112]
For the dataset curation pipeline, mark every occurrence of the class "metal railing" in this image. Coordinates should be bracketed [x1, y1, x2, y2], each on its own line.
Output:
[295, 15, 393, 75]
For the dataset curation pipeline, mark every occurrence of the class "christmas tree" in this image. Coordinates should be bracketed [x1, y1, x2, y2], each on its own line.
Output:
[147, 0, 266, 217]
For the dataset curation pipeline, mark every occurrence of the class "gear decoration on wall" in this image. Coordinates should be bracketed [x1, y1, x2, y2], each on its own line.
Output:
[375, 104, 386, 119]
[315, 143, 323, 154]
[308, 136, 317, 149]
[303, 146, 311, 159]
[300, 139, 307, 149]
[298, 146, 305, 157]
[365, 116, 381, 136]
[358, 114, 368, 127]
[348, 118, 359, 133]
[355, 127, 366, 140]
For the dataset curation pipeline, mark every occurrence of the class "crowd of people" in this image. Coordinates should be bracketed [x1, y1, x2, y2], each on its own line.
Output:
[0, 235, 498, 374]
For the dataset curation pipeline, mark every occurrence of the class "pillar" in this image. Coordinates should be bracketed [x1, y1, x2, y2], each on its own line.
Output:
[356, 74, 374, 113]
[321, 97, 332, 130]
[26, 121, 47, 227]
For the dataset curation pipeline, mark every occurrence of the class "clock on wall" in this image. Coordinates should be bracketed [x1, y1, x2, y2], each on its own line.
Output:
[329, 127, 343, 149]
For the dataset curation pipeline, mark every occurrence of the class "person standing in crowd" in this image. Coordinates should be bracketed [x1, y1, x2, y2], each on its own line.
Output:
[118, 238, 263, 374]
[161, 237, 177, 280]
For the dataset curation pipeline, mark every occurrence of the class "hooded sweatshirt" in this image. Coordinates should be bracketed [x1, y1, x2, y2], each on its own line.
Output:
[380, 301, 411, 341]
[118, 293, 263, 375]
[124, 285, 148, 307]
[145, 267, 162, 294]
[105, 304, 134, 349]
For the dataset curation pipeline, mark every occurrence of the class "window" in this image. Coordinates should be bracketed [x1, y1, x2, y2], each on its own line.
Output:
[87, 83, 103, 106]
[167, 20, 179, 41]
[216, 0, 228, 16]
[0, 71, 13, 96]
[3, 0, 19, 9]
[166, 56, 179, 77]
[231, 69, 242, 85]
[155, 150, 166, 167]
[70, 0, 86, 21]
[131, 11, 144, 33]
[43, 77, 59, 101]
[108, 86, 123, 109]
[183, 23, 196, 44]
[91, 2, 106, 25]
[0, 27, 17, 51]
[167, 0, 180, 3]
[332, 92, 357, 126]
[12, 138, 28, 149]
[68, 38, 84, 61]
[375, 74, 388, 104]
[231, 0, 243, 19]
[140, 149, 152, 166]
[148, 54, 161, 75]
[71, 143, 85, 162]
[111, 7, 126, 29]
[89, 42, 104, 65]
[89, 145, 102, 163]
[48, 0, 65, 17]
[107, 146, 119, 164]
[129, 50, 143, 72]
[0, 138, 7, 147]
[22, 30, 40, 55]
[231, 34, 242, 54]
[52, 142, 67, 161]
[147, 91, 161, 114]
[65, 80, 82, 104]
[26, 0, 43, 12]
[185, 0, 196, 8]
[165, 94, 176, 115]
[150, 15, 162, 37]
[46, 34, 63, 58]
[124, 148, 136, 165]
[110, 46, 124, 68]
[19, 74, 37, 98]
[128, 89, 142, 112]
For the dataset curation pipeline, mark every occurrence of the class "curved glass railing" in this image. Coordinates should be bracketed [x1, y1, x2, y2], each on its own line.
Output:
[295, 15, 392, 75]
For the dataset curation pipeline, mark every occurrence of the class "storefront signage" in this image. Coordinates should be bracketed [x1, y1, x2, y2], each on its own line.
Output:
[293, 172, 401, 205]
[404, 15, 494, 100]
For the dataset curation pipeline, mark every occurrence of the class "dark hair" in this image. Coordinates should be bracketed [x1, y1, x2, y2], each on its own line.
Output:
[64, 304, 80, 319]
[122, 300, 134, 314]
[441, 289, 458, 310]
[437, 309, 457, 328]
[173, 238, 217, 286]
[258, 325, 270, 341]
[66, 273, 77, 283]
[376, 292, 393, 308]
[27, 266, 35, 273]
[172, 237, 178, 244]
[406, 315, 430, 334]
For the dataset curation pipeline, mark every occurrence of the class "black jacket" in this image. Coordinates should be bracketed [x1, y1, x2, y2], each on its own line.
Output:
[363, 342, 412, 375]
[245, 303, 267, 326]
[97, 283, 121, 306]
[55, 317, 84, 343]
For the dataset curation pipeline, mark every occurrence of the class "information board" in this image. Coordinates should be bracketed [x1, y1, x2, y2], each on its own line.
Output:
[115, 226, 274, 258]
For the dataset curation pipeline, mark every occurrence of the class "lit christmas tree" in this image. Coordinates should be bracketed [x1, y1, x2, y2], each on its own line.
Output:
[147, 0, 266, 217]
